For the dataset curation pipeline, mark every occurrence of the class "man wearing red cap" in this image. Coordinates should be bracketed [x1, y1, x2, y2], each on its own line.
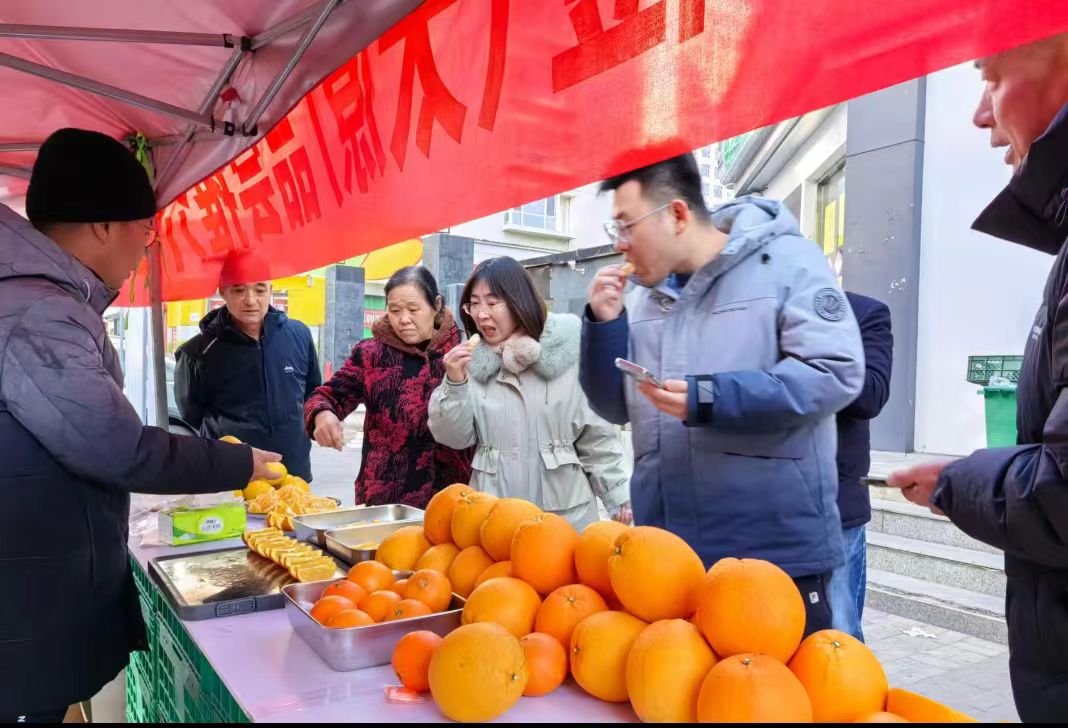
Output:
[175, 247, 321, 481]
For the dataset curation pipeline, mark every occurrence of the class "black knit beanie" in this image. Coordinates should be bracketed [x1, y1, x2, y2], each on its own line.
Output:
[26, 128, 157, 224]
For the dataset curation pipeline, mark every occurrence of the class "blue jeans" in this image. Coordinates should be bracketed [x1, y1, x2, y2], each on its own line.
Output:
[828, 524, 867, 641]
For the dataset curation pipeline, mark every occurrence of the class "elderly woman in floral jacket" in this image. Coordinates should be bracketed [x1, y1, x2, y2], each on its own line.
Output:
[305, 266, 472, 508]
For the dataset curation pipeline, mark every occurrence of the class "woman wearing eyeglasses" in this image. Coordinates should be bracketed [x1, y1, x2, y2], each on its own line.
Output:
[429, 257, 632, 530]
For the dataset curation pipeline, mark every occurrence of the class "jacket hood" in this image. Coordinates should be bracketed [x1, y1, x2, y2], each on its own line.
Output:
[710, 195, 804, 246]
[372, 307, 460, 356]
[972, 101, 1068, 255]
[470, 312, 581, 383]
[0, 204, 117, 313]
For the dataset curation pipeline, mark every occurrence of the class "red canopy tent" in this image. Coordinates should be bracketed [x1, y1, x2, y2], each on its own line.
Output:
[2, 0, 1068, 417]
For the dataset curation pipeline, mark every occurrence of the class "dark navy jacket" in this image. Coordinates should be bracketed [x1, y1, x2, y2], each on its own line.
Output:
[836, 292, 893, 529]
[175, 306, 320, 480]
[934, 102, 1068, 721]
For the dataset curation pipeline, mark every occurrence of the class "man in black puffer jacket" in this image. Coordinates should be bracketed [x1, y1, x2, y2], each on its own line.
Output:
[0, 129, 279, 723]
[889, 33, 1068, 721]
[176, 249, 321, 481]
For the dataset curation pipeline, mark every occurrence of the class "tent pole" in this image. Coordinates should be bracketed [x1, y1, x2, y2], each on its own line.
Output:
[154, 47, 246, 192]
[0, 53, 213, 128]
[0, 24, 240, 47]
[0, 164, 31, 179]
[249, 2, 327, 51]
[243, 0, 342, 134]
[147, 244, 169, 428]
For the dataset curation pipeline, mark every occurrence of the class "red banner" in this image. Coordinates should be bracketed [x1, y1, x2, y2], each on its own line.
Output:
[125, 0, 1068, 304]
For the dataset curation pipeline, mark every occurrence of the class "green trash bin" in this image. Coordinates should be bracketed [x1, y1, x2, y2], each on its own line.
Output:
[981, 384, 1018, 447]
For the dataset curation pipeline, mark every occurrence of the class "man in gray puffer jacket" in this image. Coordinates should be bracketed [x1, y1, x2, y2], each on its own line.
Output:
[0, 128, 280, 722]
[581, 154, 864, 635]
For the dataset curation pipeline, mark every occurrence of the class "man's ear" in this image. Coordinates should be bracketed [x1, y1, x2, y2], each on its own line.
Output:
[91, 222, 110, 244]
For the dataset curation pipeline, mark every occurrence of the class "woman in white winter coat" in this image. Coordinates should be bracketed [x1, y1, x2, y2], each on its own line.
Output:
[428, 257, 632, 531]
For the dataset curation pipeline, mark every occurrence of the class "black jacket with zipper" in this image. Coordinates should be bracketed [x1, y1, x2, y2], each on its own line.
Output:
[934, 101, 1068, 722]
[175, 306, 320, 480]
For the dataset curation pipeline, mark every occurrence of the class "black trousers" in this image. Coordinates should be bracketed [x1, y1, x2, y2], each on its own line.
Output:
[793, 572, 834, 637]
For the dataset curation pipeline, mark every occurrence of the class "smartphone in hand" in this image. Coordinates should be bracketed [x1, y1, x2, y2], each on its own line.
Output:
[615, 358, 665, 389]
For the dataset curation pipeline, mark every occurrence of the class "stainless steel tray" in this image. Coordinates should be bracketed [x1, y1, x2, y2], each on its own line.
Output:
[149, 546, 347, 620]
[292, 504, 424, 546]
[282, 572, 464, 671]
[324, 521, 422, 565]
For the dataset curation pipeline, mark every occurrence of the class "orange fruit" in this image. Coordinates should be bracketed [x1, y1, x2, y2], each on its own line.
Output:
[359, 589, 403, 622]
[856, 712, 910, 723]
[575, 520, 628, 602]
[608, 526, 704, 622]
[310, 595, 357, 625]
[462, 577, 542, 638]
[347, 560, 395, 594]
[385, 599, 434, 622]
[626, 619, 718, 723]
[325, 609, 375, 629]
[535, 584, 608, 649]
[697, 558, 805, 664]
[428, 622, 528, 722]
[480, 498, 543, 561]
[788, 629, 889, 723]
[520, 632, 568, 697]
[388, 578, 409, 598]
[696, 654, 813, 723]
[376, 526, 432, 571]
[415, 543, 461, 574]
[885, 688, 978, 723]
[392, 630, 443, 693]
[510, 513, 579, 595]
[569, 610, 648, 703]
[321, 580, 368, 606]
[406, 569, 454, 613]
[424, 483, 474, 545]
[474, 561, 512, 590]
[451, 492, 498, 549]
[447, 545, 495, 598]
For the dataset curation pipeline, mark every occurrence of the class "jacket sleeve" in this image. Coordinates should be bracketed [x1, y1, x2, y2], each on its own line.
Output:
[427, 379, 478, 451]
[840, 300, 893, 420]
[304, 331, 322, 400]
[1, 296, 252, 494]
[689, 243, 865, 432]
[932, 272, 1068, 567]
[580, 306, 630, 426]
[174, 345, 204, 430]
[573, 400, 631, 510]
[304, 342, 366, 436]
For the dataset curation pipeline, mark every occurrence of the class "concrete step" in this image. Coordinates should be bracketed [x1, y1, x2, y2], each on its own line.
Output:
[867, 484, 908, 502]
[866, 531, 1005, 597]
[866, 569, 1007, 644]
[869, 498, 1001, 555]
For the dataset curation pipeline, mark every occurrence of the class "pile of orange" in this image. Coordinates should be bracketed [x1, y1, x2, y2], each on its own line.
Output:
[305, 561, 455, 628]
[359, 484, 978, 723]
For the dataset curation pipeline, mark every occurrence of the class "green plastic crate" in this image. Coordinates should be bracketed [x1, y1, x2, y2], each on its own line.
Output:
[125, 650, 155, 724]
[967, 355, 1023, 385]
[127, 557, 251, 724]
[982, 385, 1018, 447]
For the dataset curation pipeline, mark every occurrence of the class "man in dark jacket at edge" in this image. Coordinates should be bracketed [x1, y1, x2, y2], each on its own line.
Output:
[0, 128, 280, 723]
[888, 33, 1068, 721]
[828, 292, 893, 642]
[175, 249, 321, 481]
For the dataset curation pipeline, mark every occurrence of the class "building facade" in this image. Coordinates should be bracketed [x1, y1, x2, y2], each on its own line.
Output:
[718, 64, 1051, 457]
